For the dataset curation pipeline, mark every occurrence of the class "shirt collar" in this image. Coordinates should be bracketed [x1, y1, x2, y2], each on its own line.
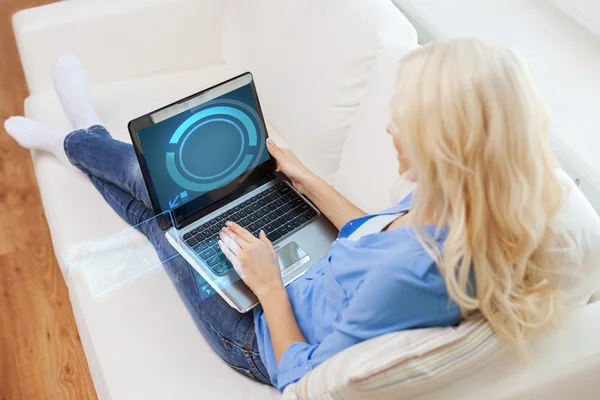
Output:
[374, 192, 412, 216]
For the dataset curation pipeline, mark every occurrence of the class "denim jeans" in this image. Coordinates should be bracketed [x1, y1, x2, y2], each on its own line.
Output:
[64, 125, 272, 385]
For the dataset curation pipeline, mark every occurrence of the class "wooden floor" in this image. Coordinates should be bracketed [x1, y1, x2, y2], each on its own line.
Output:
[0, 1, 97, 399]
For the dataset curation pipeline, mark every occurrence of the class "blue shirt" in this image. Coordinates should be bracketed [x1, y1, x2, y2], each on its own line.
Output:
[253, 193, 462, 391]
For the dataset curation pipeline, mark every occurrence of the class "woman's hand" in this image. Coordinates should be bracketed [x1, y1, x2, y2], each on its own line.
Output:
[266, 138, 314, 195]
[218, 221, 284, 300]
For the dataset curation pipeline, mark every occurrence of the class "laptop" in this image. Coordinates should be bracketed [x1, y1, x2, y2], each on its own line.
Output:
[128, 72, 338, 312]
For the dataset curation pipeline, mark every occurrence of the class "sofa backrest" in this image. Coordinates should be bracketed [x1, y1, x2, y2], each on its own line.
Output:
[222, 0, 419, 191]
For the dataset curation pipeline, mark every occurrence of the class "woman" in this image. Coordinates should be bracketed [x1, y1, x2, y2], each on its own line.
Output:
[5, 39, 567, 391]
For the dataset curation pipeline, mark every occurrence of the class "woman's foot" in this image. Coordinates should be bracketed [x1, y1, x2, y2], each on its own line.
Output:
[52, 53, 103, 130]
[4, 116, 79, 172]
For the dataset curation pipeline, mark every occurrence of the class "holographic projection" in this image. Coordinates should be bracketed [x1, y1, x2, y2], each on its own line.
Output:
[68, 211, 183, 297]
[68, 210, 236, 299]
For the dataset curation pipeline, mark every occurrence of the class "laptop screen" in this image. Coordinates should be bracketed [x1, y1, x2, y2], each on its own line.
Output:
[130, 73, 274, 228]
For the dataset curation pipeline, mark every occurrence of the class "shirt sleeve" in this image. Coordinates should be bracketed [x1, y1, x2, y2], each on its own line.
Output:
[275, 269, 458, 390]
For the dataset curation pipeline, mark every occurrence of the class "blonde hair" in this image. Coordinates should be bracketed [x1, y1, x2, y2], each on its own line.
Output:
[391, 39, 565, 352]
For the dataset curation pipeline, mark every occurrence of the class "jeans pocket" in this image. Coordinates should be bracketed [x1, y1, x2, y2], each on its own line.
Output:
[222, 338, 259, 381]
[222, 337, 272, 385]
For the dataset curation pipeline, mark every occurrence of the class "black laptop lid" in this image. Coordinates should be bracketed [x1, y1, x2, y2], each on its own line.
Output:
[128, 73, 276, 230]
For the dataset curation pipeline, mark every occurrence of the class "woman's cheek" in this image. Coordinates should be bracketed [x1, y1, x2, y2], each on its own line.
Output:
[393, 136, 409, 174]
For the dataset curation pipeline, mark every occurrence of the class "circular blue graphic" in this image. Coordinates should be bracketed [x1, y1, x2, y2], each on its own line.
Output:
[165, 100, 264, 193]
[178, 118, 245, 180]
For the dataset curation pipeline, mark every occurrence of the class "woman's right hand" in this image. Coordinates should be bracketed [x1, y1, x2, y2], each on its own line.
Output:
[266, 138, 315, 194]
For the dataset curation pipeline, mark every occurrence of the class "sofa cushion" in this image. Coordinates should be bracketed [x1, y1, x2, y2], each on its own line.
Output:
[551, 169, 600, 308]
[333, 45, 417, 213]
[222, 0, 418, 184]
[283, 314, 505, 400]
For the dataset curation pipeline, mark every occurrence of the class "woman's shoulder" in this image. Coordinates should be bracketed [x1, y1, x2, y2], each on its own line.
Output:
[368, 224, 447, 278]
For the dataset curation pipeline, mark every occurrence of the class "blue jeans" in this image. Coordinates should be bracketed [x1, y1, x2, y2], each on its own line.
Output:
[64, 126, 272, 385]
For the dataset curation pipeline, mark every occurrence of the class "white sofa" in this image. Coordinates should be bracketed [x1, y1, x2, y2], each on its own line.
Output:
[12, 0, 600, 399]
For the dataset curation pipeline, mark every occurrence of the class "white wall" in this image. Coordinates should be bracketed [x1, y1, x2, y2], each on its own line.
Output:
[552, 0, 600, 40]
[393, 0, 600, 212]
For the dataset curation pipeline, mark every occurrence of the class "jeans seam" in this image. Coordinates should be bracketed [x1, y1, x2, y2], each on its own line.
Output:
[221, 338, 241, 367]
[221, 337, 265, 383]
[245, 324, 259, 356]
[65, 130, 153, 209]
[243, 325, 271, 384]
[90, 164, 152, 209]
[64, 130, 80, 160]
[243, 350, 270, 384]
[221, 330, 261, 357]
[88, 125, 106, 132]
[94, 179, 147, 220]
[228, 364, 255, 379]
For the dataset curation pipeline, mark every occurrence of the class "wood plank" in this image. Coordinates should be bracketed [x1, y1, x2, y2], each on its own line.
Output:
[0, 0, 98, 399]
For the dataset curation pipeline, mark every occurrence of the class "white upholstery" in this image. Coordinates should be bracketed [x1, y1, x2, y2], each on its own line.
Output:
[222, 0, 417, 183]
[414, 301, 600, 400]
[335, 45, 412, 212]
[11, 0, 600, 399]
[551, 170, 600, 309]
[13, 0, 234, 94]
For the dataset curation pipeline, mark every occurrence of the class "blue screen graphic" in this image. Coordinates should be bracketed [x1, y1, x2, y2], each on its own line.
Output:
[138, 83, 270, 211]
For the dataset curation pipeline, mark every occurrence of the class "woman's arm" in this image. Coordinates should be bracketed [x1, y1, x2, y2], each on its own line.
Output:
[266, 139, 366, 230]
[260, 286, 306, 363]
[299, 174, 366, 230]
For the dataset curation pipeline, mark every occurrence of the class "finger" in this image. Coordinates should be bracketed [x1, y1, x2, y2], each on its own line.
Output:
[219, 230, 242, 256]
[258, 230, 273, 248]
[226, 221, 256, 242]
[266, 138, 284, 156]
[220, 228, 247, 250]
[266, 139, 283, 170]
[218, 240, 245, 278]
[258, 230, 277, 255]
[218, 239, 237, 262]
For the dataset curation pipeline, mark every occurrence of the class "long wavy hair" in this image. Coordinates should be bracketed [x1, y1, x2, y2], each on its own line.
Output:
[390, 38, 565, 352]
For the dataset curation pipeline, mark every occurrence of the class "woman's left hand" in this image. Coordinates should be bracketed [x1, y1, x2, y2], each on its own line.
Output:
[218, 221, 284, 300]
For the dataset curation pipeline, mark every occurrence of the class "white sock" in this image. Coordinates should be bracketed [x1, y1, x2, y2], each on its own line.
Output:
[52, 53, 103, 131]
[4, 116, 79, 172]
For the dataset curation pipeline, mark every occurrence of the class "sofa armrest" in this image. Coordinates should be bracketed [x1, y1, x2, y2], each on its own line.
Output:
[13, 0, 233, 95]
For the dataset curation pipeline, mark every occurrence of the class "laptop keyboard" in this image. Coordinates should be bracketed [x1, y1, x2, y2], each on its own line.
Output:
[181, 182, 318, 276]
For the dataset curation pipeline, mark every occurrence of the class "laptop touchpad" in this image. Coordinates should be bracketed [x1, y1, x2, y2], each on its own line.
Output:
[276, 242, 310, 272]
